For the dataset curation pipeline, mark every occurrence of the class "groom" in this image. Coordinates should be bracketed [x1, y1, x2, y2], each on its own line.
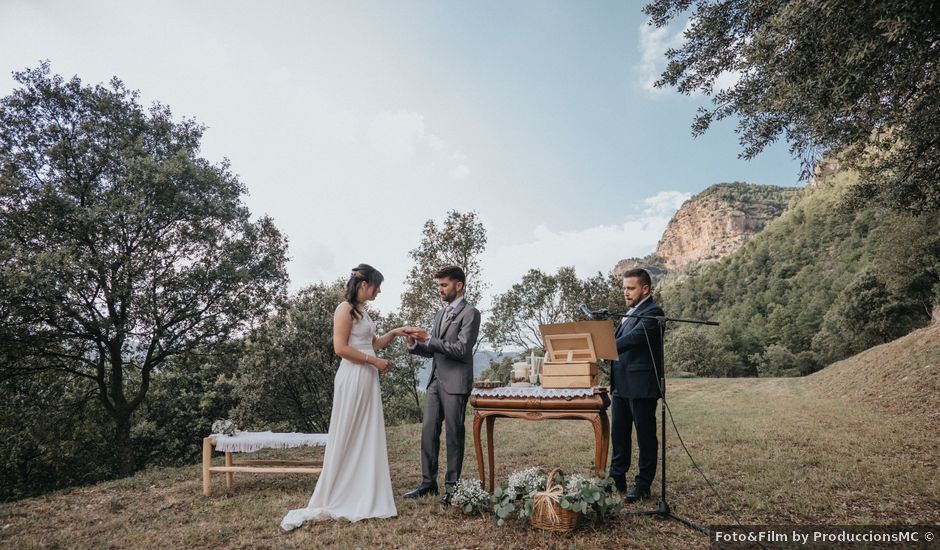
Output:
[403, 265, 481, 505]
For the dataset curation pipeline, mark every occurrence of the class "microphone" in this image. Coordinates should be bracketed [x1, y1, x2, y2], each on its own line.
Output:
[579, 304, 594, 318]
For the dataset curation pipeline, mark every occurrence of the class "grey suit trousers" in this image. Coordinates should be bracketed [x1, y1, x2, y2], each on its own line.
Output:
[421, 377, 469, 487]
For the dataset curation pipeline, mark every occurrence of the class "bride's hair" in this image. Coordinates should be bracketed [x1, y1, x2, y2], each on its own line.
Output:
[345, 264, 384, 320]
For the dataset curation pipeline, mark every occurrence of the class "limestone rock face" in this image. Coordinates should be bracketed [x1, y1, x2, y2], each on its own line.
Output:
[653, 183, 799, 270]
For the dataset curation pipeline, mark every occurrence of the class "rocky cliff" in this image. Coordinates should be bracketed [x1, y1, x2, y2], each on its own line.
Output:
[653, 182, 799, 270]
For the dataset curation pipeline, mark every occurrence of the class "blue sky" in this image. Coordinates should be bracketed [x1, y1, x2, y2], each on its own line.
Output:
[0, 0, 801, 311]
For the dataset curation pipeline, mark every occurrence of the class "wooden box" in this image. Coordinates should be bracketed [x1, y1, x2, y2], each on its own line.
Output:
[539, 324, 617, 389]
[542, 362, 598, 376]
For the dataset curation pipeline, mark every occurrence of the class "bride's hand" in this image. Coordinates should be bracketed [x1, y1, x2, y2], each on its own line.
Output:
[407, 328, 430, 341]
[373, 357, 391, 373]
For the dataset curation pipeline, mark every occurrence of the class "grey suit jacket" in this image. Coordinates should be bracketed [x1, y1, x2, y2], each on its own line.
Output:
[409, 300, 481, 395]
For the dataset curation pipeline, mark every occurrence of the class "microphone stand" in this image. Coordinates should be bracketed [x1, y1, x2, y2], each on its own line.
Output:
[593, 307, 716, 535]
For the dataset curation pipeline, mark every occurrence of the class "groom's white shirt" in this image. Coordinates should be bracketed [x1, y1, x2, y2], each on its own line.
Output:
[409, 295, 464, 348]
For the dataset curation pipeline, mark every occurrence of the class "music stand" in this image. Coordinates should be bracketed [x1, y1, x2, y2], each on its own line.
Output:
[590, 306, 717, 535]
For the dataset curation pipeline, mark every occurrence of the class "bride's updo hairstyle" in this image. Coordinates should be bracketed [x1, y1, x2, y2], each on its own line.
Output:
[345, 264, 384, 320]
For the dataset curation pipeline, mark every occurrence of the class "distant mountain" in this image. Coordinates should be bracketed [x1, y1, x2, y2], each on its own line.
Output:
[654, 182, 799, 270]
[415, 350, 520, 388]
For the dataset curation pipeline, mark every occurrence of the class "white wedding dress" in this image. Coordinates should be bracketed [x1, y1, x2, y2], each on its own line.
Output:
[281, 306, 397, 530]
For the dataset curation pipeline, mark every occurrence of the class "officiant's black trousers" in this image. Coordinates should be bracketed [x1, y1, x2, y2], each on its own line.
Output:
[609, 393, 658, 491]
[421, 378, 469, 488]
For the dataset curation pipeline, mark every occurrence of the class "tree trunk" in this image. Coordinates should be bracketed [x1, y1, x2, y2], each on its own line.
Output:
[111, 411, 136, 476]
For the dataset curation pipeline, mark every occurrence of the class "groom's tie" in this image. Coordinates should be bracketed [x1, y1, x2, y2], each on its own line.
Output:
[436, 305, 451, 338]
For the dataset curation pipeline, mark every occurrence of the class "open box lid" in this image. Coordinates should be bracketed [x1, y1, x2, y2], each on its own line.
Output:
[539, 321, 618, 362]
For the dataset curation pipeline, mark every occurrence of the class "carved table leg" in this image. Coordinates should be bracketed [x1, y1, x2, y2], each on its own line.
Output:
[473, 413, 485, 487]
[591, 414, 605, 476]
[485, 416, 496, 492]
[599, 411, 610, 474]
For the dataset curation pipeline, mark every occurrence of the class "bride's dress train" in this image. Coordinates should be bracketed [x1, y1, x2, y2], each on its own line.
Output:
[281, 307, 397, 530]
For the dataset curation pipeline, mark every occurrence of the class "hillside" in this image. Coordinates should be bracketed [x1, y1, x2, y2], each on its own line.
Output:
[806, 322, 940, 423]
[658, 167, 940, 376]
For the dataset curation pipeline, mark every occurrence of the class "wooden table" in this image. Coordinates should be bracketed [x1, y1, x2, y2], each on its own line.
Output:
[201, 436, 324, 496]
[469, 387, 611, 492]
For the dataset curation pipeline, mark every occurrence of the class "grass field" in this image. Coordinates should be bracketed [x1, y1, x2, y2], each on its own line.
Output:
[2, 326, 939, 549]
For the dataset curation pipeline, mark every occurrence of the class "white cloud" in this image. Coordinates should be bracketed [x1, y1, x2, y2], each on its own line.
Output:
[481, 190, 691, 305]
[637, 19, 691, 96]
[643, 190, 690, 216]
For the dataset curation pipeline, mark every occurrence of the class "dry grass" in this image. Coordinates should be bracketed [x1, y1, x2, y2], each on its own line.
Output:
[805, 322, 940, 422]
[3, 342, 940, 548]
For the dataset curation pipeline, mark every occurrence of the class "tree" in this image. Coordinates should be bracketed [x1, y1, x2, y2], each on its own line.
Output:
[644, 0, 940, 213]
[400, 210, 488, 330]
[483, 267, 617, 352]
[665, 327, 738, 377]
[811, 269, 923, 364]
[0, 64, 289, 475]
[232, 283, 342, 433]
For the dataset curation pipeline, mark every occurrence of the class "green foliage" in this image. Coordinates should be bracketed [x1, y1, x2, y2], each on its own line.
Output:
[232, 283, 343, 433]
[400, 210, 488, 331]
[0, 63, 289, 474]
[751, 344, 800, 378]
[659, 172, 938, 375]
[232, 283, 422, 431]
[483, 267, 618, 352]
[695, 182, 800, 213]
[132, 342, 241, 467]
[0, 372, 117, 501]
[374, 311, 424, 425]
[812, 269, 924, 365]
[665, 327, 739, 377]
[644, 0, 940, 213]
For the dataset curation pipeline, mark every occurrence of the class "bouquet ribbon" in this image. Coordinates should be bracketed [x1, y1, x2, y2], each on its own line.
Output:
[532, 483, 564, 523]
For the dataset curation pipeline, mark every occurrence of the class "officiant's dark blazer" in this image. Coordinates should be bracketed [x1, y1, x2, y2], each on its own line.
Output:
[409, 300, 481, 395]
[610, 298, 664, 399]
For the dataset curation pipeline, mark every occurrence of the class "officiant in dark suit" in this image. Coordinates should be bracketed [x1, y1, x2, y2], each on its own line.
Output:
[403, 265, 481, 505]
[610, 268, 664, 503]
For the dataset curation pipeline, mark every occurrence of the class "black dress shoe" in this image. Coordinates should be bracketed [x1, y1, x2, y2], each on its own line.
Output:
[624, 487, 651, 503]
[403, 484, 439, 499]
[441, 483, 456, 505]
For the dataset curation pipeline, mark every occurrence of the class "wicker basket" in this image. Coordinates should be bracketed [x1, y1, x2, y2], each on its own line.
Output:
[529, 468, 581, 532]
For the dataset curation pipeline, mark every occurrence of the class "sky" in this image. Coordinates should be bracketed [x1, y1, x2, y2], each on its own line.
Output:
[0, 0, 802, 313]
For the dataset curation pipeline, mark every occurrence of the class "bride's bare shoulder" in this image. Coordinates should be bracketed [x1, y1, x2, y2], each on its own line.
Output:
[335, 302, 353, 314]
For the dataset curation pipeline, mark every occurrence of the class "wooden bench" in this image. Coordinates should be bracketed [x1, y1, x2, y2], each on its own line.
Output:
[201, 433, 326, 496]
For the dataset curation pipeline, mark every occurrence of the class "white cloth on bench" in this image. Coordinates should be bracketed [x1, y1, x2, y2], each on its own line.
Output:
[210, 431, 328, 453]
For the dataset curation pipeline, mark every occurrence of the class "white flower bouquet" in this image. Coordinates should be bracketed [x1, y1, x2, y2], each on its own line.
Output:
[449, 478, 490, 515]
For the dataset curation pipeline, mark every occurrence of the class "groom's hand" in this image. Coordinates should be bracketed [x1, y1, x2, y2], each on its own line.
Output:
[406, 328, 430, 341]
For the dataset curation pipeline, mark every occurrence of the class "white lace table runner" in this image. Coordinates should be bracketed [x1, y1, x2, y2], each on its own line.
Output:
[209, 431, 328, 453]
[471, 387, 599, 399]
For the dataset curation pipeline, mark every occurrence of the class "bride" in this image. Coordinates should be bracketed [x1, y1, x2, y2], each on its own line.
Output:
[282, 264, 409, 530]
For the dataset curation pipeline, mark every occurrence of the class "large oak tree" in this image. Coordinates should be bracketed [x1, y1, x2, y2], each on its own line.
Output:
[0, 64, 288, 474]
